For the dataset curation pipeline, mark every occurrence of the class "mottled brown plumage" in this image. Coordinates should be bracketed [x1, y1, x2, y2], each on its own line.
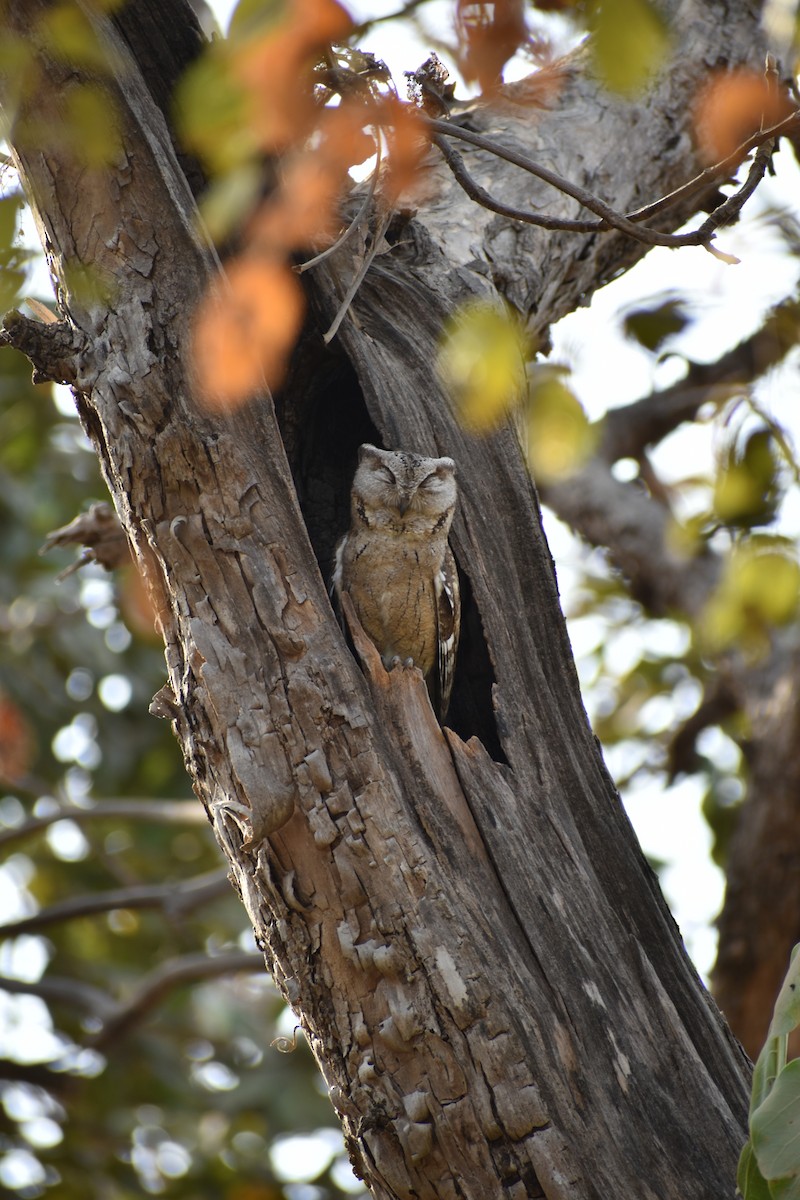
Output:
[332, 444, 460, 719]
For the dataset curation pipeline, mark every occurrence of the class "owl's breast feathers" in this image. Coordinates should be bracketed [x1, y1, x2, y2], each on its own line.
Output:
[332, 443, 461, 720]
[332, 524, 460, 719]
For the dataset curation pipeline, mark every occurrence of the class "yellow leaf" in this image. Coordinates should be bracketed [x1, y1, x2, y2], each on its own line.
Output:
[37, 3, 114, 71]
[589, 0, 670, 96]
[175, 45, 257, 177]
[438, 301, 530, 432]
[701, 541, 800, 655]
[526, 372, 596, 483]
[64, 83, 121, 167]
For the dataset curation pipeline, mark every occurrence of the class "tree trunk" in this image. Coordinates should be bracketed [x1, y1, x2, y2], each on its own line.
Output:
[0, 1, 759, 1196]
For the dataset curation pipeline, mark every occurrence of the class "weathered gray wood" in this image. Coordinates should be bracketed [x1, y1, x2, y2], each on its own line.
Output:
[0, 1, 760, 1196]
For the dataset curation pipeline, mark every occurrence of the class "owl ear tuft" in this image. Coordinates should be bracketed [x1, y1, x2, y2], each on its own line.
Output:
[436, 457, 456, 475]
[358, 443, 383, 464]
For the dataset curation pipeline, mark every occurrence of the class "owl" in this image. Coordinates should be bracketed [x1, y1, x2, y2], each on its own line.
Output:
[332, 443, 460, 720]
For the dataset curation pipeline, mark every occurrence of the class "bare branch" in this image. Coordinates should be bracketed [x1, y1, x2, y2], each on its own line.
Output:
[431, 134, 601, 232]
[323, 208, 391, 343]
[599, 295, 800, 462]
[0, 869, 231, 938]
[542, 459, 720, 617]
[0, 798, 207, 851]
[297, 132, 382, 274]
[427, 111, 797, 253]
[0, 1058, 71, 1087]
[90, 950, 265, 1049]
[0, 972, 115, 1017]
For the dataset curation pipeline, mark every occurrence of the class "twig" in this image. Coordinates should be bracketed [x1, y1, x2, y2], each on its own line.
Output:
[323, 207, 392, 343]
[432, 134, 604, 232]
[0, 868, 230, 938]
[626, 112, 797, 224]
[0, 952, 265, 1049]
[426, 109, 798, 253]
[693, 138, 776, 243]
[0, 798, 206, 850]
[352, 0, 430, 36]
[0, 972, 115, 1017]
[296, 133, 382, 274]
[89, 950, 265, 1049]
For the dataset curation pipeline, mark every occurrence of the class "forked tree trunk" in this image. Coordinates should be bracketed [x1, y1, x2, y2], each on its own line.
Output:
[0, 1, 760, 1196]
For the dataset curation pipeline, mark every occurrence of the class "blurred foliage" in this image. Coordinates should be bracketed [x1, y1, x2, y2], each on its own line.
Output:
[587, 0, 670, 95]
[712, 427, 782, 530]
[701, 536, 800, 656]
[437, 300, 530, 431]
[623, 297, 691, 355]
[526, 367, 596, 483]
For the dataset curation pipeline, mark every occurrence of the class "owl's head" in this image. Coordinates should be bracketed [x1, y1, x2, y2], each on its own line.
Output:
[352, 443, 457, 524]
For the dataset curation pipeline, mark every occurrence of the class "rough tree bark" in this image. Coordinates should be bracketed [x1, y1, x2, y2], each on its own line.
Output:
[0, 0, 766, 1196]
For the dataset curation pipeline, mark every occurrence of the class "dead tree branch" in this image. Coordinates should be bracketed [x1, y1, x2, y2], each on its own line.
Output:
[0, 798, 207, 851]
[0, 869, 230, 938]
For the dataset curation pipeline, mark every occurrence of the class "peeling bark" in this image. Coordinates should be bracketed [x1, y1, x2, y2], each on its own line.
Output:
[0, 1, 764, 1196]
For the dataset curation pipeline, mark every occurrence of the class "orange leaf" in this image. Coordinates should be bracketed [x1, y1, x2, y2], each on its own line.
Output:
[234, 0, 353, 152]
[192, 257, 305, 409]
[455, 0, 527, 92]
[380, 99, 431, 206]
[694, 69, 793, 163]
[319, 101, 376, 169]
[250, 104, 374, 253]
[254, 156, 343, 250]
[0, 694, 34, 784]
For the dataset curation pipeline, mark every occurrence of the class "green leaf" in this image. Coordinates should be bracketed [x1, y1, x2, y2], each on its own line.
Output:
[589, 0, 671, 96]
[437, 301, 531, 431]
[174, 45, 257, 176]
[198, 163, 264, 243]
[714, 429, 781, 529]
[768, 947, 800, 1041]
[526, 370, 597, 483]
[228, 0, 289, 41]
[37, 2, 113, 71]
[752, 1036, 782, 1116]
[751, 1059, 800, 1183]
[623, 298, 690, 352]
[0, 193, 22, 252]
[738, 1139, 773, 1200]
[64, 84, 122, 168]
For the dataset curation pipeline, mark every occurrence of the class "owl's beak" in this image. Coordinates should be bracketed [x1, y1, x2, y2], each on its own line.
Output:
[397, 494, 411, 516]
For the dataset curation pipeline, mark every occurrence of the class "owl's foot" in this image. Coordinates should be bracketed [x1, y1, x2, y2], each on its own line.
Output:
[389, 655, 415, 670]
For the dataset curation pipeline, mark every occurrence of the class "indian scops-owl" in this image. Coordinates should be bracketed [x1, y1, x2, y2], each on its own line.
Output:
[332, 443, 461, 719]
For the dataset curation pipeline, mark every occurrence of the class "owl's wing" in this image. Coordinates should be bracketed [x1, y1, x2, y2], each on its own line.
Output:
[329, 535, 345, 622]
[434, 545, 461, 720]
